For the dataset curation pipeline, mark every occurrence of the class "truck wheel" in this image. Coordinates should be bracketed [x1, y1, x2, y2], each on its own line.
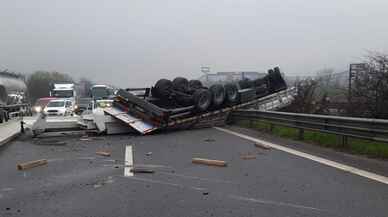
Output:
[152, 79, 173, 99]
[193, 89, 212, 112]
[0, 111, 3, 123]
[172, 77, 189, 93]
[210, 84, 225, 107]
[238, 79, 253, 89]
[175, 95, 193, 107]
[189, 80, 203, 90]
[225, 83, 239, 104]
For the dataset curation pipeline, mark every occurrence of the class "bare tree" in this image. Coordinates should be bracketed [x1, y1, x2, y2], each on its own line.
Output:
[351, 51, 388, 118]
[284, 78, 326, 113]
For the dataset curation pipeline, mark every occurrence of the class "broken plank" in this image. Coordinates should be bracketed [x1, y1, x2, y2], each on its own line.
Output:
[192, 158, 227, 167]
[130, 168, 155, 174]
[17, 159, 48, 170]
[254, 142, 271, 150]
[241, 154, 256, 160]
[96, 151, 111, 157]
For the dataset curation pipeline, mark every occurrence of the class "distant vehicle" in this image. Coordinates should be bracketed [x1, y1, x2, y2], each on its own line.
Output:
[50, 83, 77, 104]
[0, 71, 32, 122]
[94, 99, 113, 109]
[43, 99, 73, 116]
[33, 97, 56, 113]
[90, 85, 115, 100]
[74, 97, 93, 114]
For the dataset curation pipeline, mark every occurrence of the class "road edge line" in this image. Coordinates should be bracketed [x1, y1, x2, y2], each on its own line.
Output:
[214, 127, 388, 185]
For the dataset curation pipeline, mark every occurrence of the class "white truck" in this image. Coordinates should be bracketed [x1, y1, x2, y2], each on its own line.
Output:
[50, 83, 77, 111]
[90, 84, 115, 100]
[0, 71, 32, 123]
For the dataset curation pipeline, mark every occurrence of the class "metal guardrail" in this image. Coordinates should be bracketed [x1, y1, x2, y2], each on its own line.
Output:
[231, 109, 388, 143]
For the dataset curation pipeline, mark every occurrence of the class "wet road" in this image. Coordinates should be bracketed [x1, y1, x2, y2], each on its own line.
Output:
[0, 127, 387, 217]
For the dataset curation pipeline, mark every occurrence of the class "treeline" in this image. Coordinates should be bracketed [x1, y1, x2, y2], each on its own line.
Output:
[284, 51, 388, 119]
[25, 71, 93, 103]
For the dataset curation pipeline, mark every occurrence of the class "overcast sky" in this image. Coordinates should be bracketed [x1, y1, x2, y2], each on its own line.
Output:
[1, 0, 387, 87]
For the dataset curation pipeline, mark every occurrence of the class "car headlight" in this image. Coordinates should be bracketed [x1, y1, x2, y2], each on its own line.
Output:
[34, 106, 42, 112]
[74, 105, 78, 109]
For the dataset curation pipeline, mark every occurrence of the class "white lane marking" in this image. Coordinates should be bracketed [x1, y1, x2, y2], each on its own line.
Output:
[229, 195, 326, 212]
[214, 127, 388, 185]
[124, 145, 134, 177]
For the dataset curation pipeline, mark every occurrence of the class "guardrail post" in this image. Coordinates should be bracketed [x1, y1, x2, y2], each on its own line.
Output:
[298, 128, 304, 140]
[249, 120, 254, 128]
[269, 123, 274, 132]
[340, 135, 348, 147]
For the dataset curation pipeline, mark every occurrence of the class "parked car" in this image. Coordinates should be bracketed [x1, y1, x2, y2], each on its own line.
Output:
[33, 97, 56, 113]
[43, 99, 73, 116]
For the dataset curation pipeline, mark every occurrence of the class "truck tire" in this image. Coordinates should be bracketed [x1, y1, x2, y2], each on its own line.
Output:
[224, 83, 239, 104]
[152, 79, 173, 99]
[193, 89, 212, 112]
[189, 80, 203, 90]
[175, 94, 193, 107]
[0, 111, 3, 123]
[238, 79, 253, 89]
[172, 77, 189, 93]
[210, 84, 225, 107]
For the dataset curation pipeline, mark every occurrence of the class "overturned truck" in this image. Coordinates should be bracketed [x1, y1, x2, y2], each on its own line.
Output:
[103, 67, 289, 134]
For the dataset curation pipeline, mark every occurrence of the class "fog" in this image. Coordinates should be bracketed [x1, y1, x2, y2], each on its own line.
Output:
[1, 0, 387, 87]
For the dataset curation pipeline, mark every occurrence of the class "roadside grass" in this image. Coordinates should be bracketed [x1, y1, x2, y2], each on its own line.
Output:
[236, 120, 388, 159]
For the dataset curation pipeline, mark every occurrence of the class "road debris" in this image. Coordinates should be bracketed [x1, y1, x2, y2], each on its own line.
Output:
[240, 154, 256, 160]
[96, 151, 111, 157]
[35, 140, 67, 146]
[130, 168, 155, 174]
[17, 159, 48, 170]
[254, 142, 271, 150]
[204, 138, 215, 142]
[145, 152, 152, 156]
[80, 138, 91, 141]
[192, 158, 227, 167]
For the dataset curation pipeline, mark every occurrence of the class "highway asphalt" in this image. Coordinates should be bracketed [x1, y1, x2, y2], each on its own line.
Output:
[0, 127, 387, 217]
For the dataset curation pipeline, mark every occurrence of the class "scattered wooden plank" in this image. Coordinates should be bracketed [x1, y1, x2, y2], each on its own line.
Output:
[96, 151, 111, 157]
[17, 159, 48, 170]
[254, 142, 271, 150]
[241, 154, 256, 160]
[130, 168, 155, 174]
[192, 158, 227, 167]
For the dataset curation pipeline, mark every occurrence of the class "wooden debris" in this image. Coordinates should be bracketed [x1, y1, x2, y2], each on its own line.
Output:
[96, 151, 111, 157]
[130, 168, 155, 174]
[192, 158, 227, 167]
[254, 142, 271, 150]
[80, 138, 91, 141]
[17, 159, 48, 170]
[240, 154, 256, 160]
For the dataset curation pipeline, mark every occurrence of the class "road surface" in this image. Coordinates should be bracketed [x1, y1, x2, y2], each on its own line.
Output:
[0, 126, 387, 217]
